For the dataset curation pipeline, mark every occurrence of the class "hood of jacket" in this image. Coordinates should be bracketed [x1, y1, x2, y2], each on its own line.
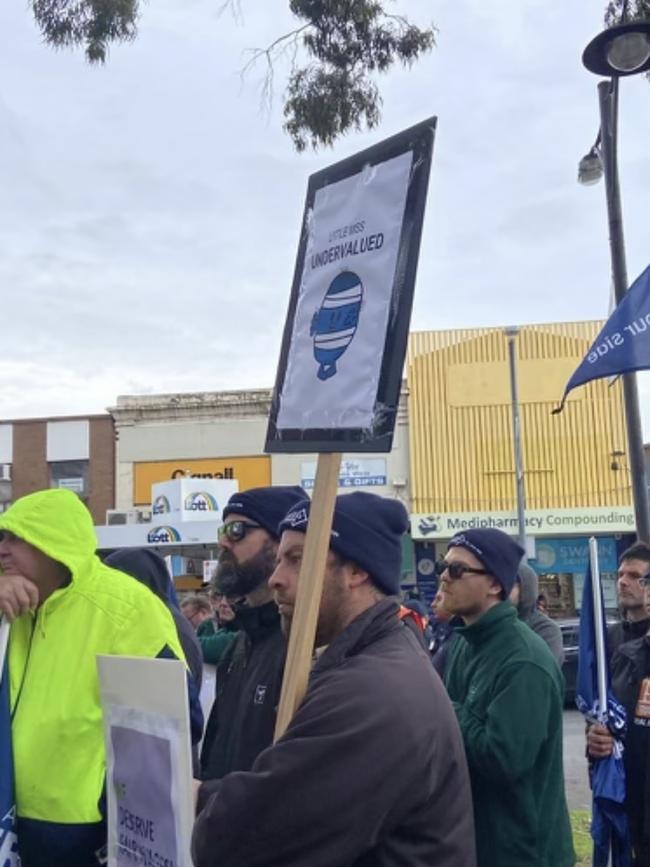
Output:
[104, 547, 178, 607]
[0, 488, 97, 585]
[516, 562, 539, 618]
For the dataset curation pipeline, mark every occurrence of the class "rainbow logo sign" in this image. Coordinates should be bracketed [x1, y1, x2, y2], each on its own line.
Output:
[184, 492, 219, 513]
[152, 495, 171, 516]
[310, 270, 363, 381]
[147, 526, 181, 544]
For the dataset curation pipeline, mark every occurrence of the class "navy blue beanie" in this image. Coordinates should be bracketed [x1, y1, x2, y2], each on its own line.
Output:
[223, 485, 307, 540]
[278, 492, 409, 595]
[447, 529, 524, 596]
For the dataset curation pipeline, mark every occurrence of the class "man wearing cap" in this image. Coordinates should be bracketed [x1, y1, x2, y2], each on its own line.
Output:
[439, 528, 574, 867]
[192, 492, 476, 867]
[200, 485, 306, 782]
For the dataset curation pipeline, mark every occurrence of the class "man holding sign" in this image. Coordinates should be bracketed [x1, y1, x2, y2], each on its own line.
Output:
[192, 491, 476, 867]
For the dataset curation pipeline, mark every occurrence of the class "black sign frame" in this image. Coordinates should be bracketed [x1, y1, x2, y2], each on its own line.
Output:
[265, 117, 436, 454]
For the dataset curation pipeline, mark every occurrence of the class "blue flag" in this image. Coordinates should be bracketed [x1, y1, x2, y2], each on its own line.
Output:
[576, 563, 631, 867]
[555, 263, 650, 412]
[0, 620, 20, 866]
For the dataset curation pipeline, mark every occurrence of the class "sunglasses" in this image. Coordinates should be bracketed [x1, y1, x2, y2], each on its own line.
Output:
[435, 560, 488, 580]
[217, 521, 262, 543]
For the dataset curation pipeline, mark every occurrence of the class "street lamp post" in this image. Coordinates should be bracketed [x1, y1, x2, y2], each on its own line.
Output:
[580, 20, 650, 542]
[504, 327, 527, 552]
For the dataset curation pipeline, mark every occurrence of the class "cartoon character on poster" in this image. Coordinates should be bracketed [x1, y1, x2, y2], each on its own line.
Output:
[310, 271, 363, 381]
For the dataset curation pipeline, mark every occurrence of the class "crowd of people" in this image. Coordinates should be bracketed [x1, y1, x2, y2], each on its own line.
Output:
[1, 483, 649, 865]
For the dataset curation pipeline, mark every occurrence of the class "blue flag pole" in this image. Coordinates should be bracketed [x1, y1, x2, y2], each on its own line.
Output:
[589, 538, 608, 723]
[0, 617, 20, 866]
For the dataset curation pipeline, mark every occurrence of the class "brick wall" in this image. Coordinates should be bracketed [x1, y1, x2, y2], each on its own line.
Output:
[11, 421, 48, 498]
[8, 415, 115, 524]
[88, 417, 115, 524]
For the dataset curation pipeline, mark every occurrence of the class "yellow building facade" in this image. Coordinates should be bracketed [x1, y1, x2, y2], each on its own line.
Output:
[407, 321, 635, 615]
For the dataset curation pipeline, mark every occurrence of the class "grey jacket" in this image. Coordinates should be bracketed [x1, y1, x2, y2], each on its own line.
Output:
[516, 563, 564, 666]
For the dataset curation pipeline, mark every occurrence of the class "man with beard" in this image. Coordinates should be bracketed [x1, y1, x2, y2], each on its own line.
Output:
[199, 485, 306, 782]
[192, 493, 475, 867]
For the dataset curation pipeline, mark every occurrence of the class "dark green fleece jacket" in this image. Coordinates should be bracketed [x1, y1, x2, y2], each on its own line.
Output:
[445, 602, 574, 867]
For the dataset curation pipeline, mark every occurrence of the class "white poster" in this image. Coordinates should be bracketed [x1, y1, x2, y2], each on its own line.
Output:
[98, 656, 194, 867]
[276, 150, 413, 431]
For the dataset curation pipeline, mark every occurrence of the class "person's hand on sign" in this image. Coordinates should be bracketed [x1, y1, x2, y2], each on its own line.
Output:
[586, 723, 614, 759]
[0, 573, 39, 621]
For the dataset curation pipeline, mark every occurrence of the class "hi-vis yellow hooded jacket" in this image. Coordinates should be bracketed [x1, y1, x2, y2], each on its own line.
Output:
[0, 488, 184, 827]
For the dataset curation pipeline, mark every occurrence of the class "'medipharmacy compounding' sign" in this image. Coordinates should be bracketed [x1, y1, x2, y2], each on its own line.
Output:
[266, 118, 436, 454]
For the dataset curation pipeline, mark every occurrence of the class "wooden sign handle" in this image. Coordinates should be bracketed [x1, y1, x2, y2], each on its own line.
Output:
[274, 452, 342, 740]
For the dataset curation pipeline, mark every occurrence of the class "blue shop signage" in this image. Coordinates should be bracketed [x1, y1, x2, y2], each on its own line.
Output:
[529, 536, 618, 575]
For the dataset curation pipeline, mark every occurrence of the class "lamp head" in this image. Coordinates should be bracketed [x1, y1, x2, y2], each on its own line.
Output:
[583, 21, 650, 77]
[578, 147, 603, 185]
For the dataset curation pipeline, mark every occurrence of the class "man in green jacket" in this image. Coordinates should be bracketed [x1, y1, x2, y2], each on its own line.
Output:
[440, 528, 574, 867]
[0, 488, 186, 867]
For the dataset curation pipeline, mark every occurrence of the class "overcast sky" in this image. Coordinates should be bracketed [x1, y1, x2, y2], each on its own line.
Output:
[0, 0, 648, 435]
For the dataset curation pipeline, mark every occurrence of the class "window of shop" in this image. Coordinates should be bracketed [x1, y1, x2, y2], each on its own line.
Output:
[530, 536, 618, 617]
[49, 460, 89, 499]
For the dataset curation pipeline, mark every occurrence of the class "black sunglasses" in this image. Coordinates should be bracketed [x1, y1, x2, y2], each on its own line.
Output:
[435, 560, 488, 580]
[217, 521, 262, 543]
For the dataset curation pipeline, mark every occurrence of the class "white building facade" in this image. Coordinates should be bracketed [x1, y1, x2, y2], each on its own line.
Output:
[109, 388, 410, 516]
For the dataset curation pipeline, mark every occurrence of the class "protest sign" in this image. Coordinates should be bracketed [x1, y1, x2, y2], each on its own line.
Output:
[97, 656, 193, 867]
[266, 117, 436, 454]
[269, 120, 436, 737]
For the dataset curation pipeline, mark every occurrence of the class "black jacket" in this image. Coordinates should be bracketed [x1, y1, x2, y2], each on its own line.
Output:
[104, 548, 203, 686]
[611, 636, 650, 864]
[608, 617, 650, 657]
[193, 599, 476, 867]
[200, 600, 285, 781]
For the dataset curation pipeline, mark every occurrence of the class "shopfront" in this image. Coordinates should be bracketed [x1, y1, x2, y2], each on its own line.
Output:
[133, 457, 271, 506]
[410, 505, 636, 614]
[406, 322, 634, 612]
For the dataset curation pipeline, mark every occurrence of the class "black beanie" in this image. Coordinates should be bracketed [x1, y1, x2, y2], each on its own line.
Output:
[278, 492, 409, 595]
[223, 485, 307, 540]
[447, 528, 524, 596]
